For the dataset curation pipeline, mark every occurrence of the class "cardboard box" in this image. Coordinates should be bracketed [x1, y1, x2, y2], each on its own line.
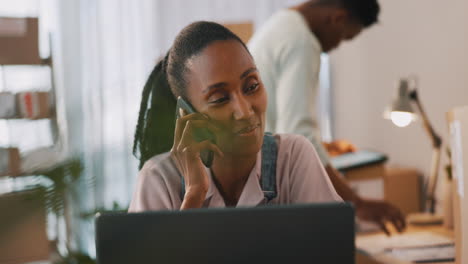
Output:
[223, 22, 254, 44]
[342, 163, 386, 181]
[343, 163, 423, 232]
[0, 92, 17, 118]
[0, 17, 42, 65]
[384, 167, 422, 215]
[447, 105, 468, 264]
[16, 91, 51, 119]
[0, 190, 49, 264]
[0, 148, 21, 176]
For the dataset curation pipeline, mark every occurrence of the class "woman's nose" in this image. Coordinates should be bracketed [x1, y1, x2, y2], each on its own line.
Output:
[232, 95, 254, 120]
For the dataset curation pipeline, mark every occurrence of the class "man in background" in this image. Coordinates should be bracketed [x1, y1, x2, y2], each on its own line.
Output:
[249, 0, 406, 235]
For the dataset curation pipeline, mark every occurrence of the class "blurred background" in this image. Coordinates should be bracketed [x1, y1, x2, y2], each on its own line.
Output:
[0, 0, 467, 263]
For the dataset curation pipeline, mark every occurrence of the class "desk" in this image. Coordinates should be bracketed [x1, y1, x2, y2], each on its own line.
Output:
[356, 224, 455, 264]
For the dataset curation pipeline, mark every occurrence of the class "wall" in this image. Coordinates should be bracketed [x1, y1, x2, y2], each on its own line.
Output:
[330, 0, 468, 209]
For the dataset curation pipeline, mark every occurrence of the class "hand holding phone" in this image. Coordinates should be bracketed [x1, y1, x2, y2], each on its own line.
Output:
[171, 97, 223, 209]
[175, 97, 217, 167]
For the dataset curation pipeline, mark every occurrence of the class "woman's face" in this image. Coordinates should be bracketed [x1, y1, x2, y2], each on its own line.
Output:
[185, 40, 267, 157]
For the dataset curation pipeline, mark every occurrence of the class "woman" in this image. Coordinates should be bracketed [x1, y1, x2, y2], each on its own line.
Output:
[129, 21, 341, 211]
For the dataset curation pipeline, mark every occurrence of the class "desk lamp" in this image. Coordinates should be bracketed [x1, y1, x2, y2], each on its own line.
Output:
[385, 77, 443, 224]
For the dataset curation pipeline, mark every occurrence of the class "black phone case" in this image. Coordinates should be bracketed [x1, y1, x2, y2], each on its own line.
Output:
[176, 97, 215, 168]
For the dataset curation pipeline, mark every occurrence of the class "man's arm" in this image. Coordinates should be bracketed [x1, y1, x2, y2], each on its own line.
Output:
[325, 164, 406, 235]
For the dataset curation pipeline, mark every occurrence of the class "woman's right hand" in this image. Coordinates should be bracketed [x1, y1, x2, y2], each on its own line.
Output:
[170, 111, 223, 210]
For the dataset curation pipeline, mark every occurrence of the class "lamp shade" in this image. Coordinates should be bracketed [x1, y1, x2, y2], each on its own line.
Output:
[384, 79, 417, 127]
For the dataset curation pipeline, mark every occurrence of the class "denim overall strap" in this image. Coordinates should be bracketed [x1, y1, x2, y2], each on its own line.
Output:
[261, 132, 278, 202]
[180, 133, 278, 202]
[180, 176, 185, 201]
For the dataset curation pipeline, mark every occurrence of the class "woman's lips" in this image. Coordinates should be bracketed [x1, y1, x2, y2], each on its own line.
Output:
[235, 124, 260, 136]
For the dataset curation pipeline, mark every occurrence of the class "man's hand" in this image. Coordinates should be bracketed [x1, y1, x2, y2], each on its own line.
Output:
[324, 164, 406, 236]
[323, 139, 357, 157]
[355, 198, 406, 236]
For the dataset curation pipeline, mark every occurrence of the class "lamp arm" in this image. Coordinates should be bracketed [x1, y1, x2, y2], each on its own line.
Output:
[409, 90, 442, 213]
[409, 90, 442, 148]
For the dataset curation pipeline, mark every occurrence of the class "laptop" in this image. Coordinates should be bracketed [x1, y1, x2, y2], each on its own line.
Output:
[95, 203, 355, 264]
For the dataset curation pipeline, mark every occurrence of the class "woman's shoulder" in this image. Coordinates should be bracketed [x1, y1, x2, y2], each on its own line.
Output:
[142, 152, 173, 169]
[130, 152, 182, 212]
[272, 133, 342, 203]
[275, 133, 312, 151]
[139, 152, 181, 185]
[274, 133, 319, 164]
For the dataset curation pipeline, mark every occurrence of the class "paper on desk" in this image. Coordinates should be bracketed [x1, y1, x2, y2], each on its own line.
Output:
[356, 231, 454, 255]
[450, 120, 464, 198]
[389, 244, 455, 263]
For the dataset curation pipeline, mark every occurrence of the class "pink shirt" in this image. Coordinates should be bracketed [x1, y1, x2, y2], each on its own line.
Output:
[129, 134, 342, 212]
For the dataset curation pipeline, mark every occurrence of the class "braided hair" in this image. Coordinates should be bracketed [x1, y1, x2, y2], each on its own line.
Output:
[133, 21, 248, 169]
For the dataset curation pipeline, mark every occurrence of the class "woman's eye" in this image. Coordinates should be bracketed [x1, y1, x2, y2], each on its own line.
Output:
[208, 95, 229, 104]
[245, 83, 259, 94]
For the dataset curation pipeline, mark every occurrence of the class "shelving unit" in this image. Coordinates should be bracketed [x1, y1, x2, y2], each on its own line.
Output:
[0, 16, 58, 264]
[0, 17, 60, 177]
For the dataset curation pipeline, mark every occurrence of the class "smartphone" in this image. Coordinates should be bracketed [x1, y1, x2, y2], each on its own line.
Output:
[176, 97, 215, 168]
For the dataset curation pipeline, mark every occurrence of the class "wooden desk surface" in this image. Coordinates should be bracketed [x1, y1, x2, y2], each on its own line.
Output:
[356, 224, 455, 264]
